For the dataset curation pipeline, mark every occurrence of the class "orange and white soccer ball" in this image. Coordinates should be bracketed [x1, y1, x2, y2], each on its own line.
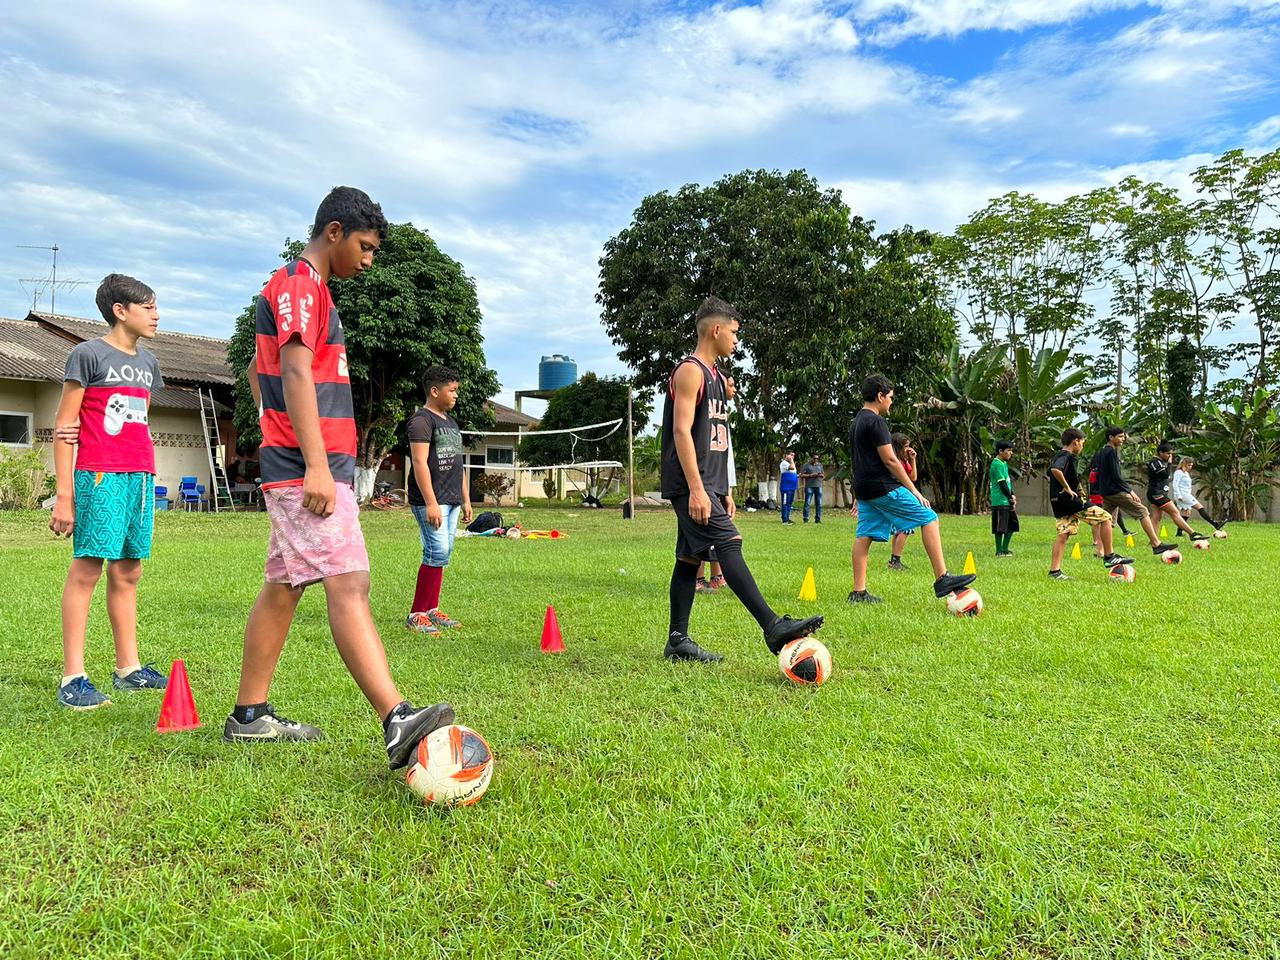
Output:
[405, 724, 493, 807]
[1214, 528, 1228, 540]
[946, 588, 983, 617]
[778, 637, 832, 685]
[1193, 539, 1210, 551]
[1161, 549, 1183, 565]
[1108, 563, 1136, 583]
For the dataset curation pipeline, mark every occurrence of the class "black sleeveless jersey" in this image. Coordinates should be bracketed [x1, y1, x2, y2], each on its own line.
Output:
[660, 356, 731, 497]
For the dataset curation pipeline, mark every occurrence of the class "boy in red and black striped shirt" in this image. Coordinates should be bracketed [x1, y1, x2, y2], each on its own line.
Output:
[225, 187, 456, 770]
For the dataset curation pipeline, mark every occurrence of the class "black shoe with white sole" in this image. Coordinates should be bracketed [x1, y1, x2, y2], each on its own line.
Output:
[763, 614, 824, 654]
[1103, 553, 1135, 567]
[933, 572, 977, 598]
[664, 633, 724, 663]
[384, 701, 456, 770]
[223, 703, 324, 743]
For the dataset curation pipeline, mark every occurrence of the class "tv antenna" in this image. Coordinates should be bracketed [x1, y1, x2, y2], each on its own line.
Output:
[17, 243, 91, 316]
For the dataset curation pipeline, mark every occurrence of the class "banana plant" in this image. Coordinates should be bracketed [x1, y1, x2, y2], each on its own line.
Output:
[1183, 388, 1280, 519]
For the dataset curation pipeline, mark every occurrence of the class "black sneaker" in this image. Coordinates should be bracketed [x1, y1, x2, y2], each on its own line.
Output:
[664, 633, 723, 663]
[385, 700, 456, 770]
[1175, 528, 1185, 538]
[1190, 531, 1209, 542]
[887, 557, 908, 572]
[763, 614, 824, 654]
[1103, 553, 1135, 567]
[223, 703, 324, 743]
[1048, 569, 1071, 581]
[1153, 543, 1177, 555]
[847, 590, 884, 604]
[933, 572, 976, 598]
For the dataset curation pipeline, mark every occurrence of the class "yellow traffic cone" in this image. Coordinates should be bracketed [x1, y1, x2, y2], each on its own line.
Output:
[963, 551, 977, 576]
[1071, 542, 1082, 560]
[798, 566, 817, 602]
[1125, 533, 1135, 548]
[1159, 523, 1169, 538]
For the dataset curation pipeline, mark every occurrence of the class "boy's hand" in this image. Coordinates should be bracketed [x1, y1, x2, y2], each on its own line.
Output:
[427, 503, 443, 528]
[725, 493, 736, 519]
[55, 420, 81, 445]
[688, 488, 712, 524]
[50, 494, 75, 536]
[461, 502, 473, 524]
[302, 467, 336, 517]
[912, 488, 931, 509]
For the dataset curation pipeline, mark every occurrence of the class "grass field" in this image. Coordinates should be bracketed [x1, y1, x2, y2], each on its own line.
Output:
[2, 504, 1279, 958]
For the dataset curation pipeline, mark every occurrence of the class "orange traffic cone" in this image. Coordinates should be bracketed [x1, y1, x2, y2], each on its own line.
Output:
[541, 605, 565, 653]
[156, 659, 201, 733]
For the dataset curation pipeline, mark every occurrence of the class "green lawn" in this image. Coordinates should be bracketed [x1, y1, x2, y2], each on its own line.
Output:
[2, 505, 1278, 958]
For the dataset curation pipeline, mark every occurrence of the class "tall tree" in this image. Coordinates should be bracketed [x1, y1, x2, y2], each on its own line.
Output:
[598, 169, 875, 432]
[229, 223, 499, 497]
[1193, 148, 1280, 391]
[938, 190, 1111, 355]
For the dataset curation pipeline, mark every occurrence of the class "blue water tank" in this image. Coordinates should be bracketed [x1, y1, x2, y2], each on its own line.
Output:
[538, 355, 578, 391]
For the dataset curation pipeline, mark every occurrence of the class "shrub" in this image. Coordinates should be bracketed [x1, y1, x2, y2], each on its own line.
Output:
[472, 472, 515, 505]
[0, 445, 52, 509]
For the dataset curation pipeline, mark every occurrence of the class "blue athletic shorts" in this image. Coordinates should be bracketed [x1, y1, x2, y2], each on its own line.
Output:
[855, 487, 937, 543]
[73, 470, 154, 560]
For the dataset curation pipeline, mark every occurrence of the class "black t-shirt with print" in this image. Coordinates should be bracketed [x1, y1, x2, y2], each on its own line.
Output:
[407, 407, 465, 506]
[849, 408, 900, 501]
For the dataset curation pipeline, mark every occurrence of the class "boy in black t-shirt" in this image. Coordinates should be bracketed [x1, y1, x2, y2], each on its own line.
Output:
[848, 374, 975, 605]
[406, 366, 473, 634]
[1146, 442, 1206, 541]
[1047, 428, 1133, 580]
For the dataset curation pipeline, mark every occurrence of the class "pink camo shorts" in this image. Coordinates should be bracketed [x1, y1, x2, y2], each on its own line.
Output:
[263, 483, 369, 587]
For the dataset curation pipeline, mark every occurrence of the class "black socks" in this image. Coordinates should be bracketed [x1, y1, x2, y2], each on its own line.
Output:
[233, 702, 267, 724]
[714, 539, 777, 630]
[1197, 507, 1220, 527]
[669, 559, 700, 638]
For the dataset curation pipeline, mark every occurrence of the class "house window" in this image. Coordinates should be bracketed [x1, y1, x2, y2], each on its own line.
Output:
[0, 411, 32, 446]
[486, 446, 515, 466]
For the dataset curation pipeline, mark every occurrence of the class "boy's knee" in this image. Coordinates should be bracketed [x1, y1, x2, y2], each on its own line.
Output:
[69, 559, 104, 586]
[324, 571, 371, 601]
[108, 560, 143, 585]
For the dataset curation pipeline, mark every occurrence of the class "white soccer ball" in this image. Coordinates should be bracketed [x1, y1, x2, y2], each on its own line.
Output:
[1161, 549, 1183, 565]
[1214, 528, 1228, 540]
[946, 588, 983, 617]
[1192, 539, 1210, 551]
[505, 527, 522, 539]
[1108, 563, 1136, 583]
[777, 637, 832, 686]
[405, 724, 494, 807]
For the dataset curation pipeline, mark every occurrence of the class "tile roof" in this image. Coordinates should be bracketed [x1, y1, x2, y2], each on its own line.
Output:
[0, 317, 226, 412]
[0, 317, 75, 382]
[488, 400, 540, 427]
[29, 312, 235, 386]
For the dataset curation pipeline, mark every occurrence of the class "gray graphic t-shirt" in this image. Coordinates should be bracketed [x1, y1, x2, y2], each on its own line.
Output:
[63, 338, 164, 474]
[407, 407, 465, 506]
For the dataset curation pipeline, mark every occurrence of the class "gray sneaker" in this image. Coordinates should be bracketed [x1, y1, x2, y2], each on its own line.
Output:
[426, 609, 462, 630]
[223, 703, 324, 743]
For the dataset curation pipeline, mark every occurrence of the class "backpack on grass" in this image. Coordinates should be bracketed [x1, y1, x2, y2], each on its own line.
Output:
[467, 511, 503, 534]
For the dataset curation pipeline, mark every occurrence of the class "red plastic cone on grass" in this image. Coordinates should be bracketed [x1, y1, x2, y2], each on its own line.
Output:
[541, 606, 565, 653]
[156, 659, 201, 733]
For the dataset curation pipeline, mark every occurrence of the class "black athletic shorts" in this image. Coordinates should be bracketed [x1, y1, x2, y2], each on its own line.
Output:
[671, 492, 741, 561]
[1149, 494, 1171, 508]
[991, 505, 1020, 535]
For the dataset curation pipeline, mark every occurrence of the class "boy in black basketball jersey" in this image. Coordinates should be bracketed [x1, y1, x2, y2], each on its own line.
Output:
[660, 297, 823, 663]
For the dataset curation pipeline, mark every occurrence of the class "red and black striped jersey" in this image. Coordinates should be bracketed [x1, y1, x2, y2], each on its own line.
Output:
[254, 259, 356, 488]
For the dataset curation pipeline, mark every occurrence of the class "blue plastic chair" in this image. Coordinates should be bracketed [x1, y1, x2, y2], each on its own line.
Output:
[178, 476, 201, 511]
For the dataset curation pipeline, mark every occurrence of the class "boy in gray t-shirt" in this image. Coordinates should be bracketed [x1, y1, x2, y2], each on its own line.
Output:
[800, 455, 825, 523]
[49, 274, 169, 711]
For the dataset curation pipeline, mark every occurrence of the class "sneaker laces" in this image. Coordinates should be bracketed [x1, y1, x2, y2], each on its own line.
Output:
[137, 663, 165, 682]
[261, 703, 301, 728]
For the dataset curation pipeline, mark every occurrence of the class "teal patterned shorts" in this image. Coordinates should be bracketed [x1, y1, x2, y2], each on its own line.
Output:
[73, 470, 155, 560]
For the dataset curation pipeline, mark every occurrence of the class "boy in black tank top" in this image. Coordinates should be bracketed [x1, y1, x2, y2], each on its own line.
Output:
[660, 296, 824, 663]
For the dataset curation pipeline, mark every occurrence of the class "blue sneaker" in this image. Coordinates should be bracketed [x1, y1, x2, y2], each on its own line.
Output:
[58, 676, 111, 711]
[112, 663, 169, 691]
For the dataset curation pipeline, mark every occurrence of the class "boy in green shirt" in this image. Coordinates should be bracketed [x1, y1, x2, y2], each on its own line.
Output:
[989, 440, 1018, 556]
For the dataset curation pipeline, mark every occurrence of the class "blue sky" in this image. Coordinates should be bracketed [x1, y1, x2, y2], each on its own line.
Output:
[2, 0, 1278, 410]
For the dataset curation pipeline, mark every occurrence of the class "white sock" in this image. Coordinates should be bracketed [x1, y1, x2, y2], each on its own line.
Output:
[115, 663, 141, 678]
[61, 672, 88, 687]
